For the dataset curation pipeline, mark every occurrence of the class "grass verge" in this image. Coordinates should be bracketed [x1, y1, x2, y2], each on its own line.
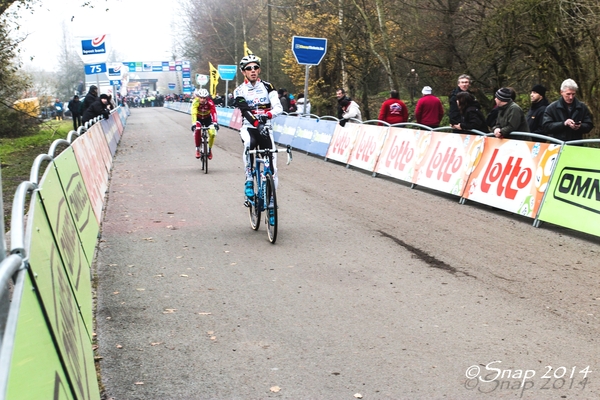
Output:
[1, 120, 75, 231]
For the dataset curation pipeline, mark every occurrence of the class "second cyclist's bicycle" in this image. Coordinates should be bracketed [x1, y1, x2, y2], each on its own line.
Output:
[194, 121, 210, 174]
[245, 123, 292, 244]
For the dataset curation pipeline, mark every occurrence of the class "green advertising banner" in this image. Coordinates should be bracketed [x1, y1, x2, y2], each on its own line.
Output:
[6, 270, 74, 400]
[38, 162, 94, 340]
[26, 195, 100, 399]
[53, 147, 100, 269]
[537, 145, 600, 237]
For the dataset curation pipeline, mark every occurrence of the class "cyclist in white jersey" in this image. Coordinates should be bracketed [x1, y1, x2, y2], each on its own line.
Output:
[233, 54, 283, 199]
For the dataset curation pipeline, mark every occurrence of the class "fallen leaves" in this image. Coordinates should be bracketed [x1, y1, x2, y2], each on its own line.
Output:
[198, 312, 212, 315]
[354, 394, 363, 399]
[150, 342, 162, 346]
[270, 386, 281, 393]
[163, 309, 176, 314]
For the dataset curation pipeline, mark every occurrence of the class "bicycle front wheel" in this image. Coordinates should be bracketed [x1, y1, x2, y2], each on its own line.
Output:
[248, 174, 261, 231]
[265, 172, 278, 243]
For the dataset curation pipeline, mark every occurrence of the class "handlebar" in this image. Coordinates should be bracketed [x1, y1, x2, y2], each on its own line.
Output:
[247, 145, 293, 165]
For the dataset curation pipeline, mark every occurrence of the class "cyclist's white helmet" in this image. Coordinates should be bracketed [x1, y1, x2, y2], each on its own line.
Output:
[239, 54, 260, 70]
[195, 88, 209, 98]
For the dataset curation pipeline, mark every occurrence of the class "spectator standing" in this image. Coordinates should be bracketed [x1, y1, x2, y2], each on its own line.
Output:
[491, 87, 530, 140]
[486, 87, 516, 130]
[278, 88, 290, 112]
[451, 92, 488, 133]
[448, 74, 471, 126]
[54, 99, 64, 120]
[336, 88, 351, 119]
[405, 69, 419, 104]
[227, 93, 235, 107]
[296, 93, 311, 115]
[543, 79, 594, 141]
[339, 98, 362, 126]
[82, 93, 110, 124]
[377, 90, 408, 125]
[68, 95, 82, 131]
[526, 84, 549, 136]
[414, 86, 444, 128]
[82, 85, 98, 114]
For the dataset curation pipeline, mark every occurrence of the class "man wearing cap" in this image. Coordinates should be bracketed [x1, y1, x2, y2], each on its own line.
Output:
[415, 86, 444, 128]
[378, 90, 408, 125]
[542, 79, 594, 142]
[492, 87, 529, 140]
[526, 85, 549, 136]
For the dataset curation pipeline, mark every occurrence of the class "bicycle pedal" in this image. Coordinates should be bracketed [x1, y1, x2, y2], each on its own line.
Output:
[244, 200, 251, 208]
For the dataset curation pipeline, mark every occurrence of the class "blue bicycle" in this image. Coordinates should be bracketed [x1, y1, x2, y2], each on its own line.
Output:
[245, 126, 292, 244]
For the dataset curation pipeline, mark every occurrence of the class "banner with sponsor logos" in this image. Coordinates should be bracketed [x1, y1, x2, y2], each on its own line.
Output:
[272, 115, 300, 146]
[79, 34, 110, 64]
[414, 132, 484, 196]
[537, 145, 600, 236]
[290, 117, 337, 157]
[462, 139, 558, 217]
[347, 124, 389, 172]
[375, 127, 428, 183]
[325, 122, 361, 164]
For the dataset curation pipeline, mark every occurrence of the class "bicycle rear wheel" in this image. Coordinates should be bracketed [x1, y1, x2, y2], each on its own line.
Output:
[202, 132, 208, 174]
[265, 172, 277, 243]
[248, 173, 261, 231]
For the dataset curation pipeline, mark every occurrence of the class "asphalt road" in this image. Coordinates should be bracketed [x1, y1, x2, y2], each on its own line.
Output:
[95, 107, 600, 399]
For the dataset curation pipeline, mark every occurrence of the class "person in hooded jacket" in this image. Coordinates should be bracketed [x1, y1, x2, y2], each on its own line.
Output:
[296, 93, 311, 115]
[82, 93, 110, 124]
[526, 84, 549, 136]
[451, 92, 488, 133]
[82, 85, 98, 113]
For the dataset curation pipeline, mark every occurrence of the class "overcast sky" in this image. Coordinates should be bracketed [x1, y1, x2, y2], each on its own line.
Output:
[13, 0, 180, 71]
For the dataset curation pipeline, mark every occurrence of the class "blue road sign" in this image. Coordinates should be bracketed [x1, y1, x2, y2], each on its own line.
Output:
[85, 63, 107, 75]
[110, 80, 121, 85]
[218, 65, 237, 80]
[291, 36, 328, 65]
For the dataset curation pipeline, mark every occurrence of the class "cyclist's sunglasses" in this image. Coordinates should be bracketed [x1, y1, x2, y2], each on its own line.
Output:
[243, 65, 260, 71]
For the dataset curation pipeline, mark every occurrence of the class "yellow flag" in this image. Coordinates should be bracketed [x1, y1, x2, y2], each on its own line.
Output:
[209, 62, 220, 97]
[243, 42, 261, 62]
[244, 41, 253, 56]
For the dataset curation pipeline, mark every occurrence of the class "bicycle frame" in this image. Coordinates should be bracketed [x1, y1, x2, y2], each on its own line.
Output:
[245, 122, 292, 243]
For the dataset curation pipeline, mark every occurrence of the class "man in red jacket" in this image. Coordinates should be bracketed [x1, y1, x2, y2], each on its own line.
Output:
[414, 86, 444, 128]
[378, 90, 408, 125]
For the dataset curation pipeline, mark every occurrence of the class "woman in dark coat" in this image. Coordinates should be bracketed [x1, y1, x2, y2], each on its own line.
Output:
[450, 91, 489, 133]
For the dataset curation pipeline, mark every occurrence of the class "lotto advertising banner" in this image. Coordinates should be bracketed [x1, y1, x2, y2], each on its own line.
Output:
[347, 124, 389, 173]
[374, 127, 430, 183]
[414, 132, 485, 196]
[463, 139, 559, 217]
[537, 145, 600, 237]
[72, 132, 109, 223]
[229, 108, 243, 130]
[325, 122, 361, 164]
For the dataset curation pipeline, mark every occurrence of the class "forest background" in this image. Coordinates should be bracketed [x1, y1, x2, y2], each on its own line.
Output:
[1, 0, 600, 137]
[181, 0, 600, 135]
